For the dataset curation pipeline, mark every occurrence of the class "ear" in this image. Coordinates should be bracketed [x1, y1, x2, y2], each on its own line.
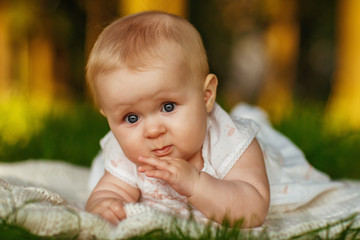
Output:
[203, 74, 218, 113]
[100, 108, 107, 117]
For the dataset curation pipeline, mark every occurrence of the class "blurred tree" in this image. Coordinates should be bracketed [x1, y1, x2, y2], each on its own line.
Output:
[28, 33, 55, 112]
[257, 0, 299, 122]
[325, 0, 360, 131]
[190, 0, 299, 123]
[0, 0, 87, 103]
[0, 0, 86, 144]
[0, 0, 57, 143]
[0, 0, 56, 111]
[296, 0, 336, 102]
[84, 0, 118, 59]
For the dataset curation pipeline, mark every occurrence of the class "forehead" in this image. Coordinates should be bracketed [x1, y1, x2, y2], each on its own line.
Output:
[95, 57, 199, 109]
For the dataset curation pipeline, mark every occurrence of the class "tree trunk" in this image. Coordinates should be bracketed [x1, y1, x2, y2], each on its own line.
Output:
[0, 1, 11, 100]
[325, 0, 360, 131]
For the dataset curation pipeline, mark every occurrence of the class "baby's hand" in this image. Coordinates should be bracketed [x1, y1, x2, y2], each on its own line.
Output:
[87, 198, 126, 225]
[138, 156, 200, 197]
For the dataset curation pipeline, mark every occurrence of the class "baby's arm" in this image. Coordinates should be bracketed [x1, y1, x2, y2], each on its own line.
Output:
[189, 139, 270, 227]
[86, 170, 140, 225]
[139, 139, 269, 227]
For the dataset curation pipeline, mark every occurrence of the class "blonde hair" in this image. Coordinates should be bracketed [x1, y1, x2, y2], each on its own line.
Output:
[86, 11, 209, 100]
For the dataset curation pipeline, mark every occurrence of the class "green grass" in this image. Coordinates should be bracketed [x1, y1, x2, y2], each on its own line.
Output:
[273, 101, 360, 180]
[0, 100, 359, 239]
[0, 222, 77, 240]
[0, 102, 109, 167]
[0, 212, 359, 239]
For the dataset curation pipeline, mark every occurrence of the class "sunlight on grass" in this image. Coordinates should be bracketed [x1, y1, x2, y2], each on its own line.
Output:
[0, 97, 43, 145]
[0, 96, 71, 150]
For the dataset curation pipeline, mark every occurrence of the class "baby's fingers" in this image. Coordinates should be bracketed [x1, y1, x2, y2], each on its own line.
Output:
[92, 199, 125, 225]
[138, 156, 171, 170]
[101, 208, 120, 225]
[92, 206, 120, 225]
[109, 201, 126, 221]
[144, 169, 172, 182]
[138, 164, 156, 172]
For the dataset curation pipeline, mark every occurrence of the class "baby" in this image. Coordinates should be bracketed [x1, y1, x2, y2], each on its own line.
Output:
[85, 11, 271, 227]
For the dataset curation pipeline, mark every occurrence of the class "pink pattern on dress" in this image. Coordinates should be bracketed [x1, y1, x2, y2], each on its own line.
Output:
[227, 126, 235, 136]
[282, 185, 288, 194]
[111, 159, 119, 167]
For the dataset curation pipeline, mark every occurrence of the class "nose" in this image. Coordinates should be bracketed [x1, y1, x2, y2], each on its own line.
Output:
[144, 117, 167, 139]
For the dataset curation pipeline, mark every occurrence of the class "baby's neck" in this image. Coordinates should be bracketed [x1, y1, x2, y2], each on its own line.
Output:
[187, 150, 204, 171]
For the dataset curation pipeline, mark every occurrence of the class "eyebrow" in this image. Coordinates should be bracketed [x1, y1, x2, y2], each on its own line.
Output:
[109, 89, 184, 117]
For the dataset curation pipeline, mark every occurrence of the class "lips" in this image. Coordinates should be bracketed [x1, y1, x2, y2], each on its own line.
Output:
[153, 145, 172, 157]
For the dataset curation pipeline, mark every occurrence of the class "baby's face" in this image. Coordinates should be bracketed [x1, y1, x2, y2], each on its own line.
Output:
[96, 52, 210, 166]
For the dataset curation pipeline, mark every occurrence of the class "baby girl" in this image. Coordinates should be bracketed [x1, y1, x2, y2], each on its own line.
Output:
[86, 11, 334, 228]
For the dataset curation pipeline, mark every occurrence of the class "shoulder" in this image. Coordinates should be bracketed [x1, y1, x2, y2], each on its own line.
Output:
[203, 103, 260, 179]
[224, 138, 265, 181]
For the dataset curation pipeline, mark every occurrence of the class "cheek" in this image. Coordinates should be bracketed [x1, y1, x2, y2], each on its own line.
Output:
[175, 109, 207, 147]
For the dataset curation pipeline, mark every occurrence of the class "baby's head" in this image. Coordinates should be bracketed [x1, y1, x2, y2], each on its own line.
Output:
[87, 11, 209, 102]
[86, 11, 217, 164]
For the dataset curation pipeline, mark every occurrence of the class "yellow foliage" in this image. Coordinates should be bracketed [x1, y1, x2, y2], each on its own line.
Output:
[0, 96, 70, 146]
[0, 97, 43, 145]
[119, 0, 188, 17]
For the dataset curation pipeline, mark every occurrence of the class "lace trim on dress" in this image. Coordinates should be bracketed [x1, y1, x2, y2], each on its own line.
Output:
[218, 118, 260, 179]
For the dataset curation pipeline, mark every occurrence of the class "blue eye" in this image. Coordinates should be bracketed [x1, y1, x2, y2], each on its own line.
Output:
[125, 114, 139, 124]
[162, 102, 176, 113]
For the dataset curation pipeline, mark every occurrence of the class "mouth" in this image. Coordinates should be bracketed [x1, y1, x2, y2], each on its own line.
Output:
[152, 145, 173, 157]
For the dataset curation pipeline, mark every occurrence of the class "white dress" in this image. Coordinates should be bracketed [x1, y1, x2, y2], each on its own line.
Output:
[88, 102, 339, 219]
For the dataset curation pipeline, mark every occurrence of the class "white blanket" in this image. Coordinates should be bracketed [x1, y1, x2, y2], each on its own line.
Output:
[0, 160, 359, 239]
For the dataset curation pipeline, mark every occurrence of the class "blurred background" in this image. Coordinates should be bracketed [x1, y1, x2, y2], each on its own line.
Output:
[0, 0, 359, 179]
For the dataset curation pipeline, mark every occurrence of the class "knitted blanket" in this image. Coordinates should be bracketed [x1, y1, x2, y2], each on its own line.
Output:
[0, 160, 359, 239]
